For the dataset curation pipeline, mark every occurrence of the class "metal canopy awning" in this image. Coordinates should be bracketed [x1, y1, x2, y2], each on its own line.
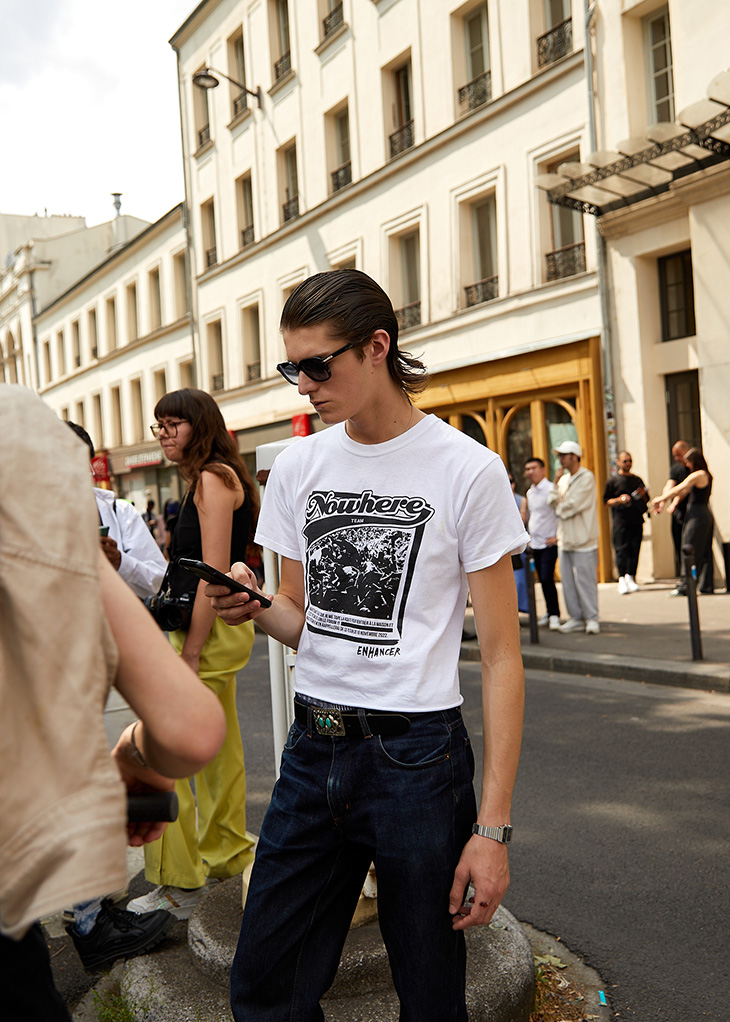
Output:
[537, 70, 730, 216]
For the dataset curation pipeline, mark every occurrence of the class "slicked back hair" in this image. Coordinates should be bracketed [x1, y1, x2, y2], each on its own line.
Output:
[280, 269, 428, 395]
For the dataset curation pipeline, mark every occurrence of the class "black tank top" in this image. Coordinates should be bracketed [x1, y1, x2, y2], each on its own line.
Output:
[168, 470, 252, 598]
[687, 479, 712, 511]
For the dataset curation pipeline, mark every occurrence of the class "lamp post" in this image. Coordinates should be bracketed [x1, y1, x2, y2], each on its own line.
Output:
[192, 67, 263, 110]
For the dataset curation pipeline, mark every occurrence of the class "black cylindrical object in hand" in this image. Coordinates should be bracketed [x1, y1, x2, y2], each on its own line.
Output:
[126, 791, 179, 823]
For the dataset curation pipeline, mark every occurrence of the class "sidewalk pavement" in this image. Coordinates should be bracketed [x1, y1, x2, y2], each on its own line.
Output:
[462, 579, 729, 692]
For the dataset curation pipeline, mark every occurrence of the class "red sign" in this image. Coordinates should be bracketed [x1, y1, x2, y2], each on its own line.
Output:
[292, 414, 312, 437]
[91, 453, 111, 484]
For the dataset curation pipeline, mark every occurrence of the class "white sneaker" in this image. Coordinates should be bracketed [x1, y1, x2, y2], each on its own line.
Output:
[127, 884, 203, 920]
[558, 618, 585, 633]
[625, 576, 639, 592]
[537, 614, 550, 627]
[548, 616, 561, 631]
[585, 619, 600, 635]
[617, 577, 628, 595]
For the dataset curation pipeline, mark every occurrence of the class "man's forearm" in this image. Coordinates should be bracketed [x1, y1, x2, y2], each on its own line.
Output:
[477, 651, 524, 824]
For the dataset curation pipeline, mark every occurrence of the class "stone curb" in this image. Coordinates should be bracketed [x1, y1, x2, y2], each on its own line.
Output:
[461, 642, 730, 692]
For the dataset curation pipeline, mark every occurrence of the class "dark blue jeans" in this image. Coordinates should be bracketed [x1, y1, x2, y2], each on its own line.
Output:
[230, 705, 476, 1022]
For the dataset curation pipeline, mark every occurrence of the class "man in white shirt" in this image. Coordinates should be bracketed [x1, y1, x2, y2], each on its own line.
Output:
[209, 269, 528, 1022]
[547, 440, 600, 635]
[521, 456, 561, 629]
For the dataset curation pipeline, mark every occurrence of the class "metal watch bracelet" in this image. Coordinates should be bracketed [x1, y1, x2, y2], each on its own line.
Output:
[472, 823, 513, 843]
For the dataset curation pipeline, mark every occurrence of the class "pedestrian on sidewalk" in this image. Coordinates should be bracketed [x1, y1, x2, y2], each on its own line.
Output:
[602, 451, 649, 594]
[521, 456, 561, 629]
[0, 386, 226, 1019]
[651, 447, 714, 596]
[510, 473, 529, 613]
[127, 389, 260, 923]
[547, 440, 600, 635]
[662, 440, 691, 576]
[208, 269, 528, 1022]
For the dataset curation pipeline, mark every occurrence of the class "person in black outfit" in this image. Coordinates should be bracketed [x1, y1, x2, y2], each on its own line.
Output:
[660, 440, 691, 576]
[603, 451, 649, 594]
[651, 447, 714, 596]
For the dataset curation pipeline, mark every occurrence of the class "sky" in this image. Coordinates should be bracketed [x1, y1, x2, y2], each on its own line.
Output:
[0, 0, 197, 228]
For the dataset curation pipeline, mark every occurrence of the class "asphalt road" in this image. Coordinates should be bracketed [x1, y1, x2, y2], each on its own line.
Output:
[237, 636, 730, 1021]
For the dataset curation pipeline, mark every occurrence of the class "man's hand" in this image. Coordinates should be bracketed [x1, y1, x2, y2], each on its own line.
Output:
[553, 467, 564, 483]
[206, 561, 272, 626]
[449, 834, 510, 930]
[100, 535, 122, 571]
[112, 725, 176, 847]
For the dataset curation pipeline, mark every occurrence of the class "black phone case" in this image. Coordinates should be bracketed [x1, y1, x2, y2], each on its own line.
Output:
[178, 558, 271, 607]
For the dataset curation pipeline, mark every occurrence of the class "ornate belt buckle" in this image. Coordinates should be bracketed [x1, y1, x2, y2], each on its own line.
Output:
[313, 708, 346, 737]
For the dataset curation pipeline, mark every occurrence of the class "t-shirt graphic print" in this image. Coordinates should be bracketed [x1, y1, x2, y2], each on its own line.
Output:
[302, 488, 434, 645]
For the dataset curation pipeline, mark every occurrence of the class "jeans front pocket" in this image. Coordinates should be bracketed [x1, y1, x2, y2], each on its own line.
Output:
[376, 713, 454, 769]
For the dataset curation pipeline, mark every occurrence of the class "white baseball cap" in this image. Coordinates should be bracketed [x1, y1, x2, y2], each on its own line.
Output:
[553, 440, 582, 457]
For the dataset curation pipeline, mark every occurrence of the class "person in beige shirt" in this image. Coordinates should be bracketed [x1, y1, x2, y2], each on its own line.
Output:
[0, 385, 226, 1021]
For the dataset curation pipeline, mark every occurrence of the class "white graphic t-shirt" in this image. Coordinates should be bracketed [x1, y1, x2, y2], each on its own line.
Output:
[255, 415, 528, 711]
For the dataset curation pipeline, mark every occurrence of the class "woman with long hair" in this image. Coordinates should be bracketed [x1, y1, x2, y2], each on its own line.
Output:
[651, 447, 714, 596]
[127, 389, 259, 920]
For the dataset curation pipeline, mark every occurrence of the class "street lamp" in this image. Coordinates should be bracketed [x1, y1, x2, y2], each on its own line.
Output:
[192, 66, 263, 110]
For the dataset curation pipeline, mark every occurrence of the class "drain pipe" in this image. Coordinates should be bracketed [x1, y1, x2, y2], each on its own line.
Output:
[585, 0, 618, 469]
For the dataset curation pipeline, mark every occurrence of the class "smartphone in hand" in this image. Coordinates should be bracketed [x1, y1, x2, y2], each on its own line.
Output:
[177, 558, 271, 608]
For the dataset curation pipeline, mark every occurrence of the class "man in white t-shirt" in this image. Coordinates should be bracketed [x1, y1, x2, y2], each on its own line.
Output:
[521, 456, 561, 629]
[209, 269, 528, 1022]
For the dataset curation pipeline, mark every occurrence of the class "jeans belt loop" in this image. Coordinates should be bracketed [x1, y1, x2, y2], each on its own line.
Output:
[357, 706, 373, 739]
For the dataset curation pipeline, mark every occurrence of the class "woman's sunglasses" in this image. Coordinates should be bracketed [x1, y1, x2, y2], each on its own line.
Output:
[276, 341, 361, 385]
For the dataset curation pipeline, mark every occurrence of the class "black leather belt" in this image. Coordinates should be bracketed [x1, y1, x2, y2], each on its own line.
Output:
[294, 699, 412, 737]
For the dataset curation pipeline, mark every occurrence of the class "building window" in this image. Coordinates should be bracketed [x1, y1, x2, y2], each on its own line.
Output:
[148, 267, 162, 331]
[237, 174, 255, 248]
[129, 378, 144, 443]
[92, 393, 104, 448]
[659, 250, 695, 341]
[228, 28, 249, 118]
[43, 339, 52, 384]
[394, 230, 421, 330]
[56, 330, 66, 377]
[202, 199, 217, 268]
[329, 105, 352, 192]
[665, 370, 701, 450]
[464, 194, 498, 307]
[544, 153, 585, 282]
[644, 7, 674, 124]
[88, 308, 98, 359]
[537, 0, 572, 69]
[126, 282, 138, 342]
[153, 368, 167, 404]
[173, 251, 189, 318]
[273, 0, 292, 80]
[110, 385, 123, 447]
[193, 67, 212, 149]
[242, 304, 262, 383]
[179, 360, 195, 389]
[322, 0, 344, 40]
[390, 61, 414, 158]
[106, 296, 117, 352]
[74, 400, 85, 428]
[207, 320, 224, 391]
[458, 5, 491, 112]
[71, 319, 81, 368]
[281, 143, 299, 222]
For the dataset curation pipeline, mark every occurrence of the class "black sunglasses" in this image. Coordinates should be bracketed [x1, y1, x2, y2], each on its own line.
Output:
[276, 341, 362, 385]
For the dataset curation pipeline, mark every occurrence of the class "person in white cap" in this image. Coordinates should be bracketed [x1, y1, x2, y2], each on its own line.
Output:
[547, 441, 600, 634]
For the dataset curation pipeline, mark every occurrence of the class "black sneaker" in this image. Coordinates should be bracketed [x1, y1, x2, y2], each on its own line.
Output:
[65, 899, 173, 972]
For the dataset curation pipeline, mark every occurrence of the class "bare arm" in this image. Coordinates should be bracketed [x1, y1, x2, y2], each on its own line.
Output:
[449, 553, 524, 930]
[208, 555, 306, 651]
[651, 470, 707, 510]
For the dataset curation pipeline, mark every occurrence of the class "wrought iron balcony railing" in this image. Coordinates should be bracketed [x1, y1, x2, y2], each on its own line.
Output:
[198, 123, 211, 147]
[537, 18, 572, 68]
[282, 195, 299, 222]
[465, 275, 498, 307]
[274, 50, 292, 81]
[546, 241, 585, 281]
[331, 161, 352, 192]
[323, 3, 344, 38]
[205, 247, 217, 268]
[394, 300, 421, 331]
[458, 70, 492, 111]
[240, 225, 255, 249]
[246, 360, 262, 383]
[211, 372, 225, 391]
[389, 120, 414, 159]
[232, 92, 248, 117]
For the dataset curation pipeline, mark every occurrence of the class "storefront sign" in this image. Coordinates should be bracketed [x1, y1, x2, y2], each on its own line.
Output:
[124, 451, 164, 468]
[91, 453, 111, 484]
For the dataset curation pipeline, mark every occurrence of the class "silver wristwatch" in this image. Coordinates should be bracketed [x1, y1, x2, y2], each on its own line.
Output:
[472, 823, 513, 844]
